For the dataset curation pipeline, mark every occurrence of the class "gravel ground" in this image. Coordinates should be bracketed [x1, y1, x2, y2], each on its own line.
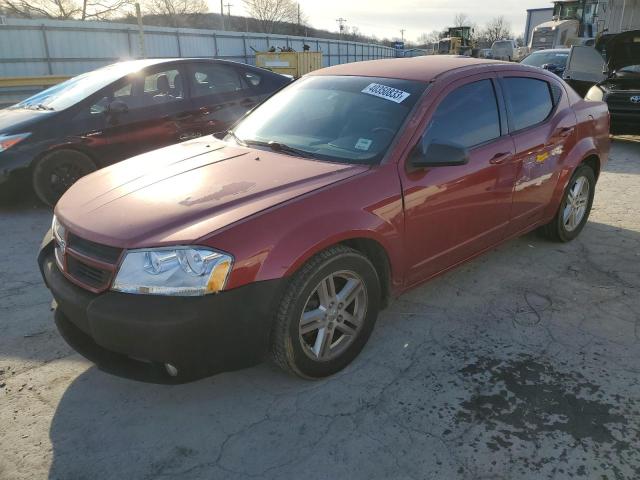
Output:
[1, 138, 639, 480]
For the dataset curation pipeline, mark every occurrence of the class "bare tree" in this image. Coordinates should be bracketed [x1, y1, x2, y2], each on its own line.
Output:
[1, 0, 81, 18]
[242, 0, 298, 34]
[143, 0, 207, 26]
[481, 16, 513, 44]
[417, 29, 441, 46]
[453, 12, 470, 27]
[1, 0, 133, 19]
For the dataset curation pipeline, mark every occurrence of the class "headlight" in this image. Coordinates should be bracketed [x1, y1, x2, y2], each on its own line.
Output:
[585, 86, 605, 102]
[0, 133, 31, 153]
[112, 247, 233, 296]
[51, 215, 67, 270]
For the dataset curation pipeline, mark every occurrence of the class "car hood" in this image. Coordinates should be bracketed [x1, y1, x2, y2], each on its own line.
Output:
[598, 30, 640, 72]
[55, 137, 368, 248]
[0, 108, 53, 134]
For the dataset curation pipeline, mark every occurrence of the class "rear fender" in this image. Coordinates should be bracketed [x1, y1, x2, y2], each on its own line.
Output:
[543, 136, 599, 219]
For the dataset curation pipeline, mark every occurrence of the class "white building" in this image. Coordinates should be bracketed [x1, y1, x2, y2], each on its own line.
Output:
[525, 7, 554, 45]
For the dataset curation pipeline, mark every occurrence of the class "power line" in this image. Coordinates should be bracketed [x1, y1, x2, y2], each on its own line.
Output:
[336, 17, 347, 34]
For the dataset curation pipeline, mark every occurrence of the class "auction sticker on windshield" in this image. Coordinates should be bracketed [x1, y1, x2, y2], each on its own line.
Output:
[362, 83, 410, 103]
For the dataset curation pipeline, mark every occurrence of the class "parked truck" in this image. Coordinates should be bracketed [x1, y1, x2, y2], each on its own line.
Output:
[437, 26, 477, 56]
[529, 0, 596, 51]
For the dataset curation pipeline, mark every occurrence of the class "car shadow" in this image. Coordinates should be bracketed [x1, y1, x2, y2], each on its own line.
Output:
[44, 219, 640, 479]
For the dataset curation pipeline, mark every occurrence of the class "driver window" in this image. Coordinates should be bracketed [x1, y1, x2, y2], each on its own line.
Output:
[423, 79, 501, 150]
[88, 68, 183, 115]
[89, 81, 133, 115]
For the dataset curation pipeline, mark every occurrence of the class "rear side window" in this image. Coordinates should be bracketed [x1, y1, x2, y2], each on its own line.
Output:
[423, 79, 501, 149]
[503, 77, 554, 131]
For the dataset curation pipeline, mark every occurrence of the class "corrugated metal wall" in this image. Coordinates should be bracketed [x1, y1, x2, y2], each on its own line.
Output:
[0, 18, 395, 78]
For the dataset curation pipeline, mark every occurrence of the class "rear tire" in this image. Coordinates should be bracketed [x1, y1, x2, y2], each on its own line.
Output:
[541, 164, 595, 242]
[270, 245, 381, 379]
[32, 149, 97, 207]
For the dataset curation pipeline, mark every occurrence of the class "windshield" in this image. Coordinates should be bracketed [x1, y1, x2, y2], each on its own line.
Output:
[522, 51, 569, 68]
[493, 41, 512, 48]
[10, 61, 156, 112]
[231, 75, 426, 165]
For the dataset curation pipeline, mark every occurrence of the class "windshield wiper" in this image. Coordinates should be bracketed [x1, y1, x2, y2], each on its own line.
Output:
[226, 129, 247, 146]
[244, 139, 317, 159]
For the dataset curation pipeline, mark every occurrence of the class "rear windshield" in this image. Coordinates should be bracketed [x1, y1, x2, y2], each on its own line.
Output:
[231, 75, 426, 165]
[521, 51, 569, 68]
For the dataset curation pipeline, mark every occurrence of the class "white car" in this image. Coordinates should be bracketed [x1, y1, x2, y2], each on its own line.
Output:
[491, 40, 528, 62]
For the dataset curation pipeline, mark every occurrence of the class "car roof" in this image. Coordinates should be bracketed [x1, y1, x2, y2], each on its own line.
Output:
[103, 57, 263, 72]
[530, 48, 570, 53]
[310, 55, 508, 82]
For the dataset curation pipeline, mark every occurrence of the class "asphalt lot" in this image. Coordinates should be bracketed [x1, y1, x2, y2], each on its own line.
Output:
[1, 137, 639, 480]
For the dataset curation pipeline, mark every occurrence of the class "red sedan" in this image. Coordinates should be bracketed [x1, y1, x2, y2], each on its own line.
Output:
[39, 56, 610, 382]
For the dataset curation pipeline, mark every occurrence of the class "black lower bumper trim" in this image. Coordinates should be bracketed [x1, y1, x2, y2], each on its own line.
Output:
[40, 249, 286, 383]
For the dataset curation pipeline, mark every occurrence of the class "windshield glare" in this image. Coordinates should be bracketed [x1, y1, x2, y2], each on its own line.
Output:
[11, 61, 152, 112]
[232, 75, 426, 165]
[522, 51, 569, 68]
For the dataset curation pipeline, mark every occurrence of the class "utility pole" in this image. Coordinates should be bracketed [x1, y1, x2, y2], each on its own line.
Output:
[220, 0, 225, 30]
[225, 2, 232, 20]
[135, 2, 146, 58]
[336, 17, 347, 39]
[400, 29, 405, 42]
[297, 2, 301, 36]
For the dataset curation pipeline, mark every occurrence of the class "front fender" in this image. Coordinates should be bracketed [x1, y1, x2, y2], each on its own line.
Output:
[202, 165, 405, 292]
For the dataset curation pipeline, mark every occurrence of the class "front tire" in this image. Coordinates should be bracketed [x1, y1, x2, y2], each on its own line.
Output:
[32, 149, 97, 207]
[541, 164, 595, 242]
[271, 245, 381, 379]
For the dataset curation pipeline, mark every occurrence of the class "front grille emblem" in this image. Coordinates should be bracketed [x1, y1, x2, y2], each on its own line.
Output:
[630, 96, 640, 104]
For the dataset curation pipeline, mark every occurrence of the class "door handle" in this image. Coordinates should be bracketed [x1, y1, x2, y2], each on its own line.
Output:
[555, 127, 575, 138]
[489, 152, 513, 165]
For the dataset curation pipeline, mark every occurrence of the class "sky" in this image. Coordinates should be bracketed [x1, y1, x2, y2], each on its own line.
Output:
[211, 0, 553, 42]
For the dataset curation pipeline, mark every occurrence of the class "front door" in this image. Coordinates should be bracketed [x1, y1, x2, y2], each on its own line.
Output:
[400, 75, 518, 286]
[71, 64, 192, 165]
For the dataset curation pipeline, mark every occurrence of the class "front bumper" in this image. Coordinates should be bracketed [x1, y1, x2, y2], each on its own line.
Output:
[38, 240, 285, 383]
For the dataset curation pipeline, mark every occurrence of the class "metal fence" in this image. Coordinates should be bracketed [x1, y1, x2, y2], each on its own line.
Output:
[0, 18, 396, 78]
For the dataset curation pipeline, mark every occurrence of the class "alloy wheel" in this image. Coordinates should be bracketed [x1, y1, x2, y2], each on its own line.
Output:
[563, 175, 590, 232]
[299, 270, 367, 362]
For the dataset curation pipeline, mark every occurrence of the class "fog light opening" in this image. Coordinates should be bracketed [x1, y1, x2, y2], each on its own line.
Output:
[165, 363, 179, 377]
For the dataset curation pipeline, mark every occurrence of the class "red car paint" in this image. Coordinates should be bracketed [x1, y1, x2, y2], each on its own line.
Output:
[54, 56, 610, 297]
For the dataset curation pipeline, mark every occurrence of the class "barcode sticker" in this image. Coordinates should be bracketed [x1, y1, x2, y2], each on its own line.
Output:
[361, 83, 410, 103]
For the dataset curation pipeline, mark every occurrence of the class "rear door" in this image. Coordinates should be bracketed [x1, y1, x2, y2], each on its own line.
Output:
[400, 74, 518, 286]
[181, 62, 269, 137]
[499, 73, 578, 235]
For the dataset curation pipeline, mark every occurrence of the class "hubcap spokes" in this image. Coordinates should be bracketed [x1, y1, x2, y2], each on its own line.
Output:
[563, 176, 589, 232]
[299, 271, 367, 361]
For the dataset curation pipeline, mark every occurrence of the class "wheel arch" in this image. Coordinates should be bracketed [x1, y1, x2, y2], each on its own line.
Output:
[338, 237, 392, 310]
[29, 144, 98, 173]
[544, 138, 601, 220]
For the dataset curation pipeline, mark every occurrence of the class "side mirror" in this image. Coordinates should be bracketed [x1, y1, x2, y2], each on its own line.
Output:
[410, 140, 469, 168]
[107, 100, 128, 115]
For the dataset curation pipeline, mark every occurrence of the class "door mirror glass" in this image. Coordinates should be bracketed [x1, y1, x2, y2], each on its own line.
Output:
[410, 140, 469, 168]
[107, 100, 129, 115]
